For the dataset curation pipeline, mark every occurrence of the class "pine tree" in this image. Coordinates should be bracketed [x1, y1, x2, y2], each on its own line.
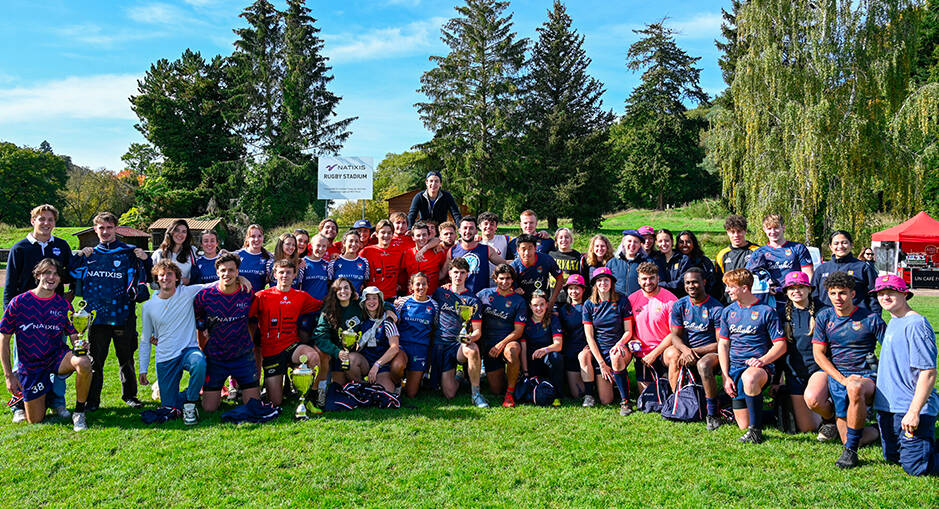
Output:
[416, 0, 528, 212]
[715, 1, 745, 90]
[521, 0, 614, 230]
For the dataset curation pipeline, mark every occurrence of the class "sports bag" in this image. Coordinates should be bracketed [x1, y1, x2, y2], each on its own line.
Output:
[661, 367, 704, 422]
[513, 376, 556, 406]
[637, 367, 671, 413]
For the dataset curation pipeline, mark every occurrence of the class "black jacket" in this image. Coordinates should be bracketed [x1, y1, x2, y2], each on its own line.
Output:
[407, 190, 462, 227]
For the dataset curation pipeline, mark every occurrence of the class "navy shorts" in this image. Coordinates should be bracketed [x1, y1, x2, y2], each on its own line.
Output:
[828, 370, 875, 419]
[633, 357, 667, 383]
[206, 351, 259, 391]
[432, 342, 463, 374]
[482, 340, 509, 373]
[19, 349, 69, 402]
[262, 342, 302, 377]
[399, 341, 430, 372]
[358, 346, 392, 373]
[878, 411, 938, 476]
[590, 347, 613, 371]
[784, 364, 820, 396]
[562, 344, 587, 372]
[728, 363, 775, 401]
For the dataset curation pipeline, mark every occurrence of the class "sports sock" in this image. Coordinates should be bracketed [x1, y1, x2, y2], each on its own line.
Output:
[706, 397, 718, 416]
[584, 381, 596, 397]
[745, 394, 763, 429]
[318, 380, 327, 392]
[506, 386, 514, 395]
[845, 426, 862, 451]
[612, 370, 629, 401]
[74, 401, 86, 413]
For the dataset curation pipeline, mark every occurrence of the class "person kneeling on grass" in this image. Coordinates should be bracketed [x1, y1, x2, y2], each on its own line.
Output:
[521, 290, 564, 407]
[718, 268, 787, 444]
[1, 258, 92, 431]
[583, 267, 635, 416]
[556, 275, 592, 404]
[663, 268, 724, 430]
[395, 273, 439, 399]
[873, 275, 939, 476]
[809, 271, 885, 468]
[476, 264, 526, 407]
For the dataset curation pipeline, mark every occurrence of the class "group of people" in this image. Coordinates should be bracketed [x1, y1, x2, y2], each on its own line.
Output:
[1, 171, 937, 477]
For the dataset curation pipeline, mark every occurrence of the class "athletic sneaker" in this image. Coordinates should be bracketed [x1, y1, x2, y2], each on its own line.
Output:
[738, 426, 764, 444]
[317, 388, 327, 408]
[124, 397, 145, 409]
[582, 395, 596, 407]
[472, 392, 490, 408]
[552, 398, 561, 407]
[12, 408, 26, 423]
[619, 401, 634, 416]
[835, 447, 859, 469]
[706, 415, 723, 431]
[52, 406, 71, 419]
[72, 412, 87, 432]
[183, 403, 198, 426]
[502, 393, 516, 408]
[817, 423, 838, 442]
[307, 403, 323, 416]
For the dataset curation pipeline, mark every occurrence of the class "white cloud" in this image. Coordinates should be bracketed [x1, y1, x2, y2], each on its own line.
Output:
[127, 2, 190, 25]
[56, 24, 164, 47]
[670, 13, 723, 40]
[0, 74, 140, 124]
[324, 17, 446, 63]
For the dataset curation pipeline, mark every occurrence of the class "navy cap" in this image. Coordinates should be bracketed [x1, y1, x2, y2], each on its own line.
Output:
[353, 219, 373, 229]
[426, 170, 442, 180]
[621, 229, 643, 240]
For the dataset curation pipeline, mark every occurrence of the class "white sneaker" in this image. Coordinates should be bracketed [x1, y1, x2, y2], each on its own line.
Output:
[72, 412, 88, 431]
[183, 403, 198, 426]
[582, 395, 596, 407]
[53, 406, 71, 419]
[151, 381, 161, 402]
[12, 408, 26, 423]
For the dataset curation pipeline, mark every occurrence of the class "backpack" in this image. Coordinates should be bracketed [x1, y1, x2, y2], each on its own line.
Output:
[513, 376, 556, 406]
[324, 381, 401, 411]
[661, 367, 704, 422]
[637, 367, 671, 413]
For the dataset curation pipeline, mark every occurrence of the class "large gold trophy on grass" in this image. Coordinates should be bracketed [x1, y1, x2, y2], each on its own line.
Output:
[68, 300, 95, 356]
[457, 304, 477, 344]
[290, 355, 318, 420]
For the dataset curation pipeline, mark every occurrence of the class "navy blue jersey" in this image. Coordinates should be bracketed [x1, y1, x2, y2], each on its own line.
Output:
[476, 288, 527, 345]
[3, 235, 73, 309]
[557, 302, 587, 352]
[194, 255, 219, 284]
[506, 236, 555, 260]
[300, 256, 331, 301]
[719, 301, 786, 366]
[747, 241, 812, 285]
[657, 252, 692, 294]
[811, 255, 881, 314]
[670, 296, 723, 348]
[193, 285, 255, 361]
[359, 318, 398, 365]
[395, 297, 438, 347]
[329, 256, 370, 294]
[582, 294, 633, 351]
[812, 306, 885, 372]
[783, 305, 819, 375]
[69, 242, 145, 326]
[523, 314, 562, 349]
[451, 242, 491, 294]
[432, 286, 482, 345]
[236, 249, 269, 292]
[511, 253, 562, 299]
[0, 292, 75, 372]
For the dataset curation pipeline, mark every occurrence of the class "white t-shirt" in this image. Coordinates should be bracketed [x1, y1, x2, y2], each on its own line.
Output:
[479, 234, 509, 288]
[139, 284, 202, 372]
[151, 247, 197, 282]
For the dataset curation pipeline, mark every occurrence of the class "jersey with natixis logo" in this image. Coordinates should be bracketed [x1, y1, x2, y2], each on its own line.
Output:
[0, 292, 74, 372]
[70, 243, 143, 325]
[194, 285, 255, 360]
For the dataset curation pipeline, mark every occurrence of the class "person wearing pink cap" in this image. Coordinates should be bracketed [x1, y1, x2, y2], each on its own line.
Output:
[582, 267, 635, 415]
[638, 225, 656, 256]
[557, 274, 591, 402]
[873, 275, 939, 476]
[628, 262, 677, 393]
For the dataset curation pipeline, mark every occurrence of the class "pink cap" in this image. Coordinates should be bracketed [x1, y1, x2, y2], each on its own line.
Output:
[873, 274, 913, 299]
[563, 274, 587, 288]
[590, 266, 616, 285]
[637, 225, 655, 236]
[781, 271, 813, 290]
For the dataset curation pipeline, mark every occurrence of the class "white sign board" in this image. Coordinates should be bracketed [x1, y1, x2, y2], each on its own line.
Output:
[317, 156, 374, 200]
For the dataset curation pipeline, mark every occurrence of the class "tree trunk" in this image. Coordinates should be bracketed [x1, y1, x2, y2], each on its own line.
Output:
[656, 190, 664, 211]
[548, 216, 558, 231]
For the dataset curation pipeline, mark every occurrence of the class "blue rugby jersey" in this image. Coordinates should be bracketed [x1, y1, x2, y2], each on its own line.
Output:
[557, 302, 587, 353]
[811, 255, 881, 314]
[451, 242, 491, 294]
[719, 301, 786, 366]
[193, 285, 255, 361]
[582, 294, 633, 351]
[506, 236, 556, 260]
[300, 256, 331, 302]
[359, 318, 398, 364]
[812, 306, 885, 372]
[670, 295, 723, 348]
[70, 242, 145, 325]
[432, 286, 482, 345]
[511, 253, 562, 299]
[236, 249, 269, 292]
[746, 241, 812, 285]
[194, 255, 219, 284]
[523, 314, 563, 349]
[395, 296, 438, 347]
[329, 256, 370, 294]
[0, 292, 75, 372]
[476, 287, 527, 345]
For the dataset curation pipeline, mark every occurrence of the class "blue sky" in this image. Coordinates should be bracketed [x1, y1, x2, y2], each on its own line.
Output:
[0, 0, 729, 172]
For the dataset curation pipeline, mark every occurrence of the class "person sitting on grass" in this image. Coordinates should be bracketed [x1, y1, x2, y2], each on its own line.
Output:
[394, 272, 439, 398]
[520, 290, 564, 406]
[582, 267, 635, 416]
[556, 275, 591, 403]
[873, 275, 939, 476]
[1, 258, 92, 431]
[809, 271, 884, 469]
[662, 268, 724, 430]
[629, 262, 677, 393]
[347, 286, 401, 392]
[718, 268, 787, 444]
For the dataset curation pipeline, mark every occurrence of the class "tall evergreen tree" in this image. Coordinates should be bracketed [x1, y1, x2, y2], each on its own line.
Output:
[520, 0, 614, 230]
[715, 1, 745, 90]
[416, 0, 528, 212]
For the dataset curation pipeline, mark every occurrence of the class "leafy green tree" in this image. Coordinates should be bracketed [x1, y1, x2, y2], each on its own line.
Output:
[519, 1, 615, 231]
[0, 142, 68, 226]
[374, 151, 439, 200]
[914, 0, 939, 84]
[416, 0, 528, 213]
[612, 20, 709, 210]
[715, 1, 746, 91]
[62, 165, 136, 225]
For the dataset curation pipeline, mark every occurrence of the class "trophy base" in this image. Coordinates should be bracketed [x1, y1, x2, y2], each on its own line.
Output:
[295, 399, 309, 420]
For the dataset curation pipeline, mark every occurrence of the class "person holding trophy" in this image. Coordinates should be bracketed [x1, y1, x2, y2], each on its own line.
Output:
[1, 259, 92, 431]
[348, 286, 401, 392]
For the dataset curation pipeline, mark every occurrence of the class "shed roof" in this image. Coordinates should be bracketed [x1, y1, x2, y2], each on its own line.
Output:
[148, 217, 224, 231]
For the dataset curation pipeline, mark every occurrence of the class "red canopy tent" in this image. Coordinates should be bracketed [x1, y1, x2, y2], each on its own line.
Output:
[872, 211, 939, 286]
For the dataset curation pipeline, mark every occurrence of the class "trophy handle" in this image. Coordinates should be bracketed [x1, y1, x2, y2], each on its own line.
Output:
[89, 309, 96, 324]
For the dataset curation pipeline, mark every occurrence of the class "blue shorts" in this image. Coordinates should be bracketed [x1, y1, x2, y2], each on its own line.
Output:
[728, 363, 775, 401]
[432, 342, 462, 375]
[562, 344, 586, 372]
[19, 349, 69, 402]
[205, 351, 259, 391]
[590, 347, 613, 370]
[358, 346, 392, 373]
[878, 411, 938, 476]
[784, 364, 820, 396]
[399, 341, 430, 373]
[827, 370, 875, 419]
[482, 340, 508, 373]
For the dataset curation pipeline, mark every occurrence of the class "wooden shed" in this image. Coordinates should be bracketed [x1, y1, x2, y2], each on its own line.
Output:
[386, 189, 468, 222]
[148, 218, 226, 249]
[73, 226, 151, 250]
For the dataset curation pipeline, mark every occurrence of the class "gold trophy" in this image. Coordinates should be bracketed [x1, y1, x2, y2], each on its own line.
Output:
[339, 329, 362, 370]
[290, 355, 317, 420]
[457, 304, 477, 344]
[67, 300, 95, 356]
